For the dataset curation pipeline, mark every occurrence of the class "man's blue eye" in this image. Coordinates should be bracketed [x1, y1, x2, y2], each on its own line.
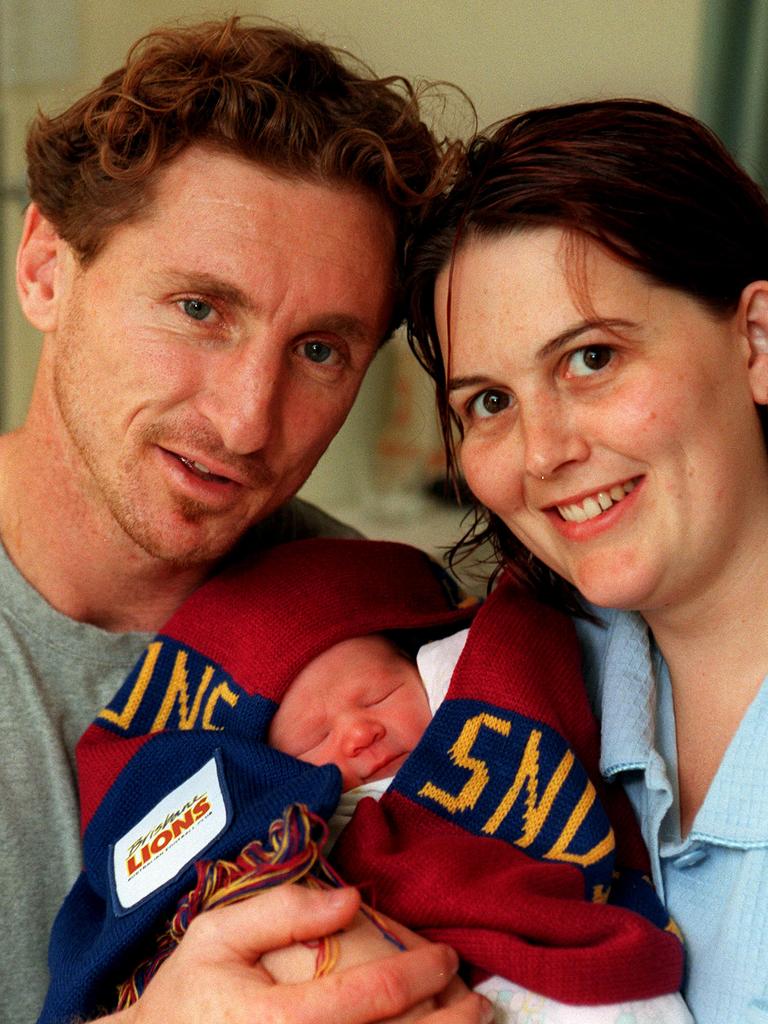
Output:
[304, 341, 334, 363]
[181, 298, 212, 321]
[470, 389, 510, 419]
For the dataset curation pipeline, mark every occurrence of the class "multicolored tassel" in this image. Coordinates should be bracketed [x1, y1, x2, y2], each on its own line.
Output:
[116, 803, 402, 1007]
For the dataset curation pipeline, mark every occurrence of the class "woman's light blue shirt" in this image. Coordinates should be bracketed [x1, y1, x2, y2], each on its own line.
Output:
[574, 609, 768, 1024]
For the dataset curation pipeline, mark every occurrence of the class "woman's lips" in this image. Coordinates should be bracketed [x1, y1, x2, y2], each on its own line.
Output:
[555, 478, 638, 523]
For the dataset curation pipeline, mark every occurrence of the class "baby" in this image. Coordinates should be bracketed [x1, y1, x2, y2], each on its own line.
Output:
[267, 628, 692, 1024]
[269, 632, 433, 791]
[42, 539, 690, 1024]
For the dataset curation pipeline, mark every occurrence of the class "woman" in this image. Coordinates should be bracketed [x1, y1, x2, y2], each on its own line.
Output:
[407, 99, 768, 1024]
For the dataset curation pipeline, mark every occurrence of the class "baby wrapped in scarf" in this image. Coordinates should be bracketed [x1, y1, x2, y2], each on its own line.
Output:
[41, 539, 689, 1023]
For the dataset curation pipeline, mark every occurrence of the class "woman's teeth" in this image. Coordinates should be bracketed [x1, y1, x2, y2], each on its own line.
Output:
[557, 480, 636, 523]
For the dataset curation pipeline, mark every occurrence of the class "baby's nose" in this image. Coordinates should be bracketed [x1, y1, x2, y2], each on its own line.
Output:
[343, 716, 385, 757]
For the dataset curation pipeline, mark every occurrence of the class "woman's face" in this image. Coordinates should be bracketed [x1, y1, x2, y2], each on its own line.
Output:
[435, 227, 768, 615]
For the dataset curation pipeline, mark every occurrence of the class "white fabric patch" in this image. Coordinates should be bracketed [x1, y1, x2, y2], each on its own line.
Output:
[112, 755, 229, 911]
[327, 776, 392, 849]
[416, 628, 469, 713]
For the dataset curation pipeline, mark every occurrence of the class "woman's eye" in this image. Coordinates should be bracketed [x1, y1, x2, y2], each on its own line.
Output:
[180, 298, 213, 322]
[469, 389, 510, 419]
[566, 346, 613, 377]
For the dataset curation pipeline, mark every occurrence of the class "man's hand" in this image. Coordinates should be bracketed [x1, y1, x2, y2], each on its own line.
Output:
[107, 885, 493, 1024]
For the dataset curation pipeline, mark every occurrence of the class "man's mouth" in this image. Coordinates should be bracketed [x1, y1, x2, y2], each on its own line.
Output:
[556, 479, 637, 523]
[175, 454, 232, 484]
[159, 442, 277, 491]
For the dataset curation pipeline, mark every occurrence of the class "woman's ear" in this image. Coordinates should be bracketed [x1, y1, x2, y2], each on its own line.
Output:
[16, 204, 68, 333]
[740, 282, 768, 404]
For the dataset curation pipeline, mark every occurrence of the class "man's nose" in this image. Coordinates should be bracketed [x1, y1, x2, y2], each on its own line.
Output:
[197, 341, 284, 455]
[521, 397, 590, 480]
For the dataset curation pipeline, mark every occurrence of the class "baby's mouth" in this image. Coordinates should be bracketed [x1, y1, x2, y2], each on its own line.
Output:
[556, 479, 637, 523]
[365, 751, 407, 783]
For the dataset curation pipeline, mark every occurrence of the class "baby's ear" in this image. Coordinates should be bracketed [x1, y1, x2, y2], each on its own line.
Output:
[740, 282, 768, 404]
[16, 204, 69, 333]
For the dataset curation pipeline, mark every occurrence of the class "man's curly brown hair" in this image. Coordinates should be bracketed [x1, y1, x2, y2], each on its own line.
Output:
[25, 17, 459, 332]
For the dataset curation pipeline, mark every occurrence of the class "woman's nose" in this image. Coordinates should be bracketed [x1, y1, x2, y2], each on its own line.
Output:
[521, 398, 590, 480]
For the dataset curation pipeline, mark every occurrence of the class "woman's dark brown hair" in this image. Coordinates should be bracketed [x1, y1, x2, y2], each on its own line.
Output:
[407, 98, 768, 610]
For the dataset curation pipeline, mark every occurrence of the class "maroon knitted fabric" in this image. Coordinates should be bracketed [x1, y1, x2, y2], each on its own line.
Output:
[333, 577, 684, 1005]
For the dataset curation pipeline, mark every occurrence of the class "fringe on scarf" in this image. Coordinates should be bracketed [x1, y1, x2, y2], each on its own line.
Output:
[116, 802, 402, 1007]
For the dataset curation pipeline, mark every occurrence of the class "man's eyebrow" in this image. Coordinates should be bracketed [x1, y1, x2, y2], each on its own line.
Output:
[447, 318, 636, 393]
[161, 272, 373, 343]
[162, 271, 252, 310]
[308, 313, 372, 345]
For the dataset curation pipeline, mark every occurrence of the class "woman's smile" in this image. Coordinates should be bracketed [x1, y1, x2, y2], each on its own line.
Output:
[551, 477, 638, 524]
[436, 226, 768, 615]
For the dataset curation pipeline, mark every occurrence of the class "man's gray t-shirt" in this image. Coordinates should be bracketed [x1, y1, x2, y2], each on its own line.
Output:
[0, 499, 357, 1023]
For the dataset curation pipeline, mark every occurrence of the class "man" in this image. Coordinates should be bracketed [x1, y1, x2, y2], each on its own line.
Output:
[0, 17, 489, 1023]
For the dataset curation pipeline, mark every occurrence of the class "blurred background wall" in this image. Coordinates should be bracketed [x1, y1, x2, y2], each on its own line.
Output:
[0, 0, 706, 557]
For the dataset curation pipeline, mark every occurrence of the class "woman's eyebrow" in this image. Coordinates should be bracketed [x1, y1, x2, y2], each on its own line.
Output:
[447, 373, 493, 393]
[447, 318, 637, 393]
[536, 318, 637, 362]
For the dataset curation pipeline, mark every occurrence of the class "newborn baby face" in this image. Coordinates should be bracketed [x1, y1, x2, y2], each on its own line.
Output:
[268, 635, 431, 791]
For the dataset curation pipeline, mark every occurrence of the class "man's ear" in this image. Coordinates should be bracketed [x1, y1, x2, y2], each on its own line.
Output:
[16, 203, 69, 333]
[740, 281, 768, 405]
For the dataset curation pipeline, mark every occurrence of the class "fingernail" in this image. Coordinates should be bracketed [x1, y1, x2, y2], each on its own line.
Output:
[444, 945, 460, 973]
[326, 886, 358, 908]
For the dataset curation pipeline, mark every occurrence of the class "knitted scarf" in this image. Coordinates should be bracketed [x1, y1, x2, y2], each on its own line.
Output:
[40, 538, 474, 1023]
[333, 576, 684, 1004]
[40, 538, 682, 1022]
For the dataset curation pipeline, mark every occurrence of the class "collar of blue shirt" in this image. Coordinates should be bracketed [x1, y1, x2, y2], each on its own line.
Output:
[576, 607, 768, 849]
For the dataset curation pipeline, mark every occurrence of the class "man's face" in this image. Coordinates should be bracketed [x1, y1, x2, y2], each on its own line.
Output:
[45, 147, 395, 566]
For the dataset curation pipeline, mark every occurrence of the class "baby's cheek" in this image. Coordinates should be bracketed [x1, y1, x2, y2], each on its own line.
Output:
[406, 700, 432, 745]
